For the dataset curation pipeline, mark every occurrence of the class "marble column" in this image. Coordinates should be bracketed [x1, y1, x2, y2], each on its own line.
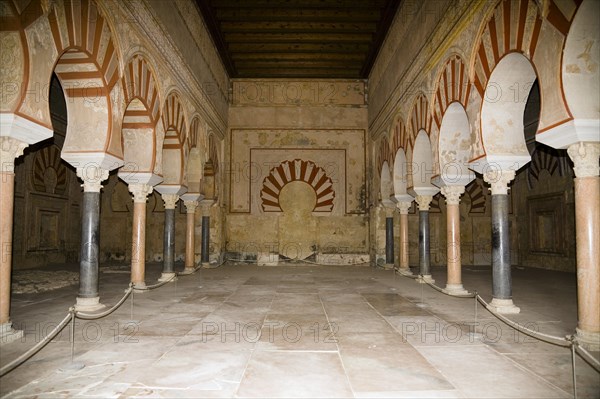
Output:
[396, 201, 412, 275]
[384, 205, 395, 269]
[483, 169, 520, 314]
[181, 197, 199, 274]
[75, 165, 109, 311]
[568, 142, 600, 350]
[128, 184, 153, 291]
[0, 138, 27, 343]
[415, 195, 434, 283]
[440, 186, 469, 295]
[200, 200, 213, 267]
[159, 194, 179, 282]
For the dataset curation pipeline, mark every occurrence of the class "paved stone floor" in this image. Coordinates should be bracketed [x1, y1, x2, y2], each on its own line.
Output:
[0, 262, 599, 398]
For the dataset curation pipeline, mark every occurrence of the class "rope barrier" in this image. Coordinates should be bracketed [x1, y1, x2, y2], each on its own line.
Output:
[394, 266, 599, 399]
[74, 285, 134, 320]
[0, 312, 73, 377]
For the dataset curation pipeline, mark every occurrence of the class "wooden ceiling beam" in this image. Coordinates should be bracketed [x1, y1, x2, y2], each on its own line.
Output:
[212, 0, 387, 9]
[236, 69, 362, 78]
[228, 43, 370, 53]
[231, 52, 366, 61]
[214, 8, 381, 21]
[234, 60, 364, 69]
[224, 32, 374, 43]
[220, 21, 377, 33]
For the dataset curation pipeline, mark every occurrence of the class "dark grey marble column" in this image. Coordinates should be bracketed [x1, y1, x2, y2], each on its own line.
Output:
[75, 166, 108, 311]
[163, 208, 175, 274]
[483, 170, 519, 313]
[385, 216, 394, 265]
[419, 210, 430, 276]
[79, 192, 100, 299]
[491, 194, 511, 300]
[159, 194, 179, 281]
[201, 216, 210, 265]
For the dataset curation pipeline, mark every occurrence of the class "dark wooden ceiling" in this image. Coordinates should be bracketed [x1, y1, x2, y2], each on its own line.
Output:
[195, 0, 401, 79]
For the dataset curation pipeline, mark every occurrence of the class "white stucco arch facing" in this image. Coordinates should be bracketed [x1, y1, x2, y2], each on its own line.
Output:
[537, 0, 600, 149]
[434, 102, 475, 187]
[470, 52, 536, 174]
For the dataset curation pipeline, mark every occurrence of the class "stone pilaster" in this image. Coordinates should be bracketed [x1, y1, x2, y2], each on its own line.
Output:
[568, 142, 600, 350]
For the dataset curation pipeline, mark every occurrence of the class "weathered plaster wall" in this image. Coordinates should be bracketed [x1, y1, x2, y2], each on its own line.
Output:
[226, 80, 369, 263]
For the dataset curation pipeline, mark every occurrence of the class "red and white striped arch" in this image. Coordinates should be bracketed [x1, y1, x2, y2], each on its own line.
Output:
[260, 159, 335, 213]
[391, 115, 409, 154]
[409, 92, 433, 141]
[432, 55, 471, 131]
[161, 91, 187, 150]
[122, 54, 161, 128]
[376, 136, 392, 176]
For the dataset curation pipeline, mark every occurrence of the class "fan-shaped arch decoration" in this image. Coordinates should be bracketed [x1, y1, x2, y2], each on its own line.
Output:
[260, 159, 335, 213]
[465, 178, 487, 214]
[31, 145, 68, 195]
[161, 92, 187, 149]
[376, 137, 392, 175]
[409, 92, 432, 139]
[472, 0, 546, 98]
[527, 146, 567, 189]
[392, 117, 409, 153]
[432, 55, 471, 130]
[122, 55, 161, 127]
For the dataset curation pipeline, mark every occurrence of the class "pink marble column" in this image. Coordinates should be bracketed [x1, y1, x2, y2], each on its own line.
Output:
[396, 201, 412, 275]
[441, 186, 469, 295]
[568, 143, 600, 350]
[0, 138, 27, 343]
[182, 198, 199, 274]
[128, 184, 153, 291]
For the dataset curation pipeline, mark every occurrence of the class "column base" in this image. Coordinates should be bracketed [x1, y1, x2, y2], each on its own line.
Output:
[443, 284, 470, 296]
[131, 282, 147, 293]
[0, 322, 24, 344]
[158, 272, 177, 282]
[576, 328, 600, 351]
[417, 275, 435, 284]
[75, 296, 106, 312]
[383, 263, 394, 270]
[179, 267, 196, 275]
[396, 267, 413, 276]
[486, 298, 520, 314]
[202, 262, 219, 269]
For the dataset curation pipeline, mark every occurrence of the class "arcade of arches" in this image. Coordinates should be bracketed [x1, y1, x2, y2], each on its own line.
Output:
[0, 0, 599, 397]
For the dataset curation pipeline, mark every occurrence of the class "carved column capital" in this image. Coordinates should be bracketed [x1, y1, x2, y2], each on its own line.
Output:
[76, 165, 109, 192]
[200, 199, 214, 216]
[568, 142, 600, 178]
[415, 195, 433, 211]
[441, 186, 465, 205]
[483, 169, 515, 195]
[396, 201, 412, 214]
[162, 194, 179, 210]
[129, 184, 153, 203]
[184, 200, 198, 214]
[0, 137, 28, 173]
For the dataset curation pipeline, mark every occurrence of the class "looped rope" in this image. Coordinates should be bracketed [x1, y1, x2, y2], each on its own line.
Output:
[74, 284, 134, 320]
[0, 312, 73, 377]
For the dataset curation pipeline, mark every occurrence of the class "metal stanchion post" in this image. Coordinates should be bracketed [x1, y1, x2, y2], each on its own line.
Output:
[130, 289, 134, 320]
[571, 341, 578, 399]
[70, 311, 75, 362]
